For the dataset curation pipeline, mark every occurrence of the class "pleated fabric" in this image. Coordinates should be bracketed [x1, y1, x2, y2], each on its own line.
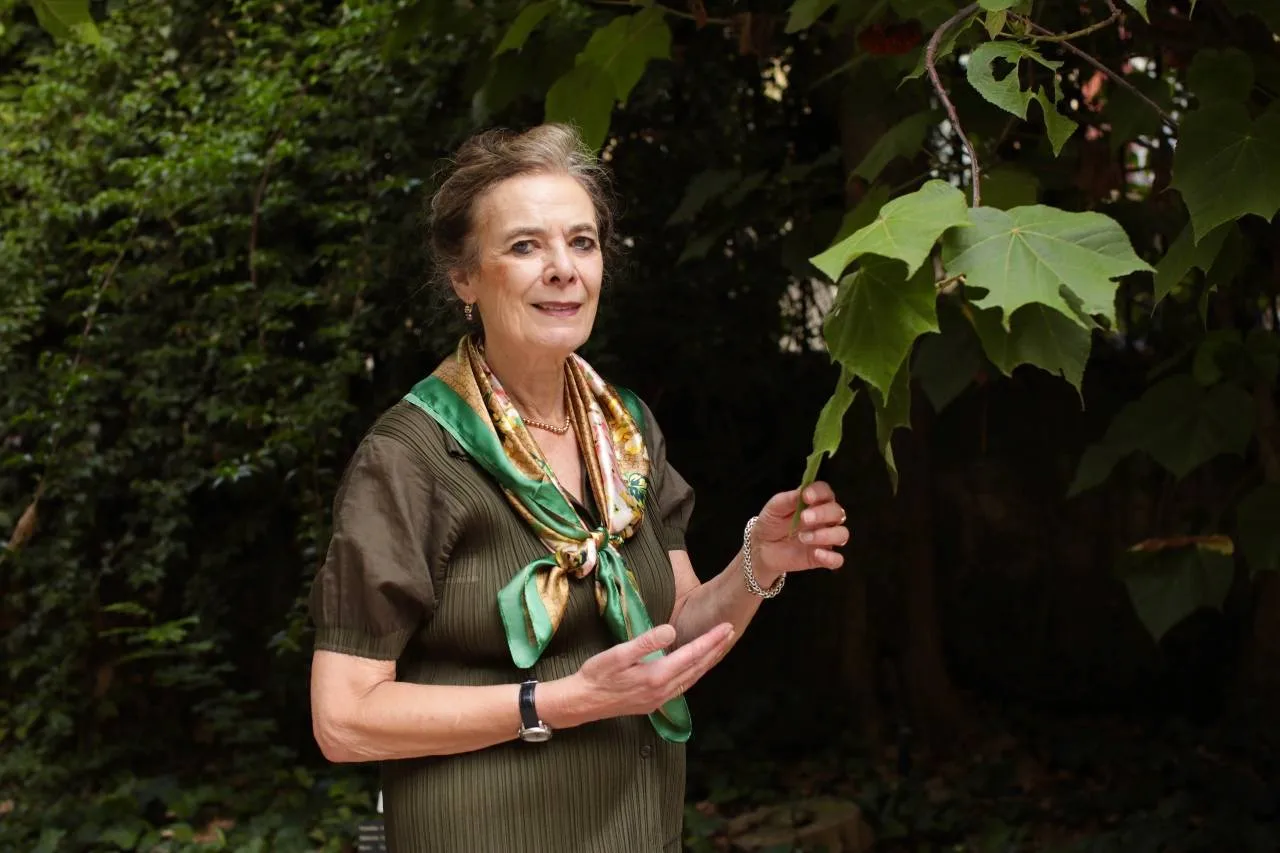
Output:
[310, 399, 694, 853]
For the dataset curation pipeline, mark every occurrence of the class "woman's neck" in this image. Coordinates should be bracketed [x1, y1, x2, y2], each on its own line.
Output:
[483, 338, 567, 422]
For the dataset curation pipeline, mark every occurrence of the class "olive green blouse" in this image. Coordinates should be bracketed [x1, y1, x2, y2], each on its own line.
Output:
[309, 396, 696, 853]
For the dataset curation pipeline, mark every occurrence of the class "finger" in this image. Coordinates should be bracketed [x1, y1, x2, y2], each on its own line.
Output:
[760, 488, 801, 520]
[800, 481, 836, 507]
[647, 622, 733, 680]
[813, 548, 844, 570]
[606, 624, 677, 667]
[658, 627, 737, 698]
[796, 501, 846, 530]
[796, 525, 850, 548]
[766, 541, 846, 572]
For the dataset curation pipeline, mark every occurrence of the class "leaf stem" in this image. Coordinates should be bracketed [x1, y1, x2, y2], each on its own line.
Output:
[925, 3, 982, 207]
[1023, 18, 1178, 131]
[1015, 0, 1120, 43]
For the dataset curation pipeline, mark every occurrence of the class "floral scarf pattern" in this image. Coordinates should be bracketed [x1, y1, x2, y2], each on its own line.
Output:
[404, 336, 691, 743]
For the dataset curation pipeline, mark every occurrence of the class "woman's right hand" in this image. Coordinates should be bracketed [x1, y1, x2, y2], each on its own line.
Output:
[539, 622, 734, 729]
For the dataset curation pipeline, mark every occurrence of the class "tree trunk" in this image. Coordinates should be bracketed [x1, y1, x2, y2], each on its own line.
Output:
[891, 386, 971, 756]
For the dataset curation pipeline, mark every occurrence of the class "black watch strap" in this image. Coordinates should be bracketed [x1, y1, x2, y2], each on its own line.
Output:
[518, 679, 540, 729]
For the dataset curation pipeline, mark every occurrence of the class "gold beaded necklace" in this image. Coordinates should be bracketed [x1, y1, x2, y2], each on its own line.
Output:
[518, 388, 571, 435]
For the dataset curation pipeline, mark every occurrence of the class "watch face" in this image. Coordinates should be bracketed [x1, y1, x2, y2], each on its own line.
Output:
[519, 725, 553, 743]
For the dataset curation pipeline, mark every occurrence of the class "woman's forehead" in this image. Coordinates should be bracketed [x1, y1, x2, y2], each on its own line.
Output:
[475, 174, 596, 234]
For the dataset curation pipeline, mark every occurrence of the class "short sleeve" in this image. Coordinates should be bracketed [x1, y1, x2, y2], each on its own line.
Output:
[309, 433, 437, 661]
[637, 398, 695, 551]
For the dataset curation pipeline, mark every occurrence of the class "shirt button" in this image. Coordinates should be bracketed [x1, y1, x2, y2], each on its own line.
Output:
[639, 744, 653, 759]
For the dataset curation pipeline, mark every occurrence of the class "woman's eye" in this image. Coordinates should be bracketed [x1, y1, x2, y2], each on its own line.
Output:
[511, 240, 534, 255]
[572, 236, 597, 251]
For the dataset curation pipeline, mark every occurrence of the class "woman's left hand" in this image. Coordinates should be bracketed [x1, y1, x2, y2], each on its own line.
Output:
[748, 481, 848, 585]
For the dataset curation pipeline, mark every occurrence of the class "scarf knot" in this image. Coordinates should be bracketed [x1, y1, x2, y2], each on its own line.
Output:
[553, 528, 619, 573]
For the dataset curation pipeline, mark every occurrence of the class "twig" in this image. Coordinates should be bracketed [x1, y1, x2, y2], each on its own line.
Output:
[7, 210, 144, 552]
[925, 3, 982, 206]
[1016, 0, 1120, 42]
[1024, 18, 1178, 131]
[588, 0, 732, 25]
[935, 273, 964, 294]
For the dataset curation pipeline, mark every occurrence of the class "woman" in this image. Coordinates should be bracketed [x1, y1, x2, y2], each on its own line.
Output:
[308, 124, 849, 853]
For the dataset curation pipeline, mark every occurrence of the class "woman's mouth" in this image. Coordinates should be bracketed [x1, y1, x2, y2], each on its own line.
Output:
[533, 302, 581, 318]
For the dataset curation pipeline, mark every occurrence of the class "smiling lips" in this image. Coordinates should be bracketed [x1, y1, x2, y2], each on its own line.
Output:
[533, 302, 581, 318]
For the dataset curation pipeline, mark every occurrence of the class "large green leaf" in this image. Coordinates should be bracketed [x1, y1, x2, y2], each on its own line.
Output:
[810, 180, 969, 281]
[969, 302, 1092, 395]
[829, 185, 892, 245]
[869, 355, 913, 493]
[966, 41, 1061, 120]
[942, 205, 1151, 328]
[799, 367, 858, 494]
[1117, 540, 1235, 643]
[1170, 102, 1280, 242]
[31, 0, 100, 43]
[824, 257, 939, 399]
[578, 7, 671, 103]
[1188, 48, 1254, 105]
[493, 0, 557, 56]
[1069, 374, 1256, 494]
[1153, 221, 1231, 303]
[544, 63, 616, 151]
[1237, 484, 1280, 574]
[666, 170, 742, 225]
[785, 0, 839, 33]
[853, 111, 936, 183]
[913, 299, 983, 412]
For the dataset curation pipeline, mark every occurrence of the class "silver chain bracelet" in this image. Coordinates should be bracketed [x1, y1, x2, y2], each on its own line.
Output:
[742, 516, 785, 599]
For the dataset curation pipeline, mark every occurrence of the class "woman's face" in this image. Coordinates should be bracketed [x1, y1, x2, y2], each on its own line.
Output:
[453, 172, 603, 362]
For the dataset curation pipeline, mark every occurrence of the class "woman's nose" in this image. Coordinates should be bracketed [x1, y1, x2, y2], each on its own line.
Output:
[545, 243, 577, 285]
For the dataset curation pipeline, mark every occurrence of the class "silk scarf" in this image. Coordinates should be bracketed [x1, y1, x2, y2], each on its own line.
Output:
[404, 336, 691, 743]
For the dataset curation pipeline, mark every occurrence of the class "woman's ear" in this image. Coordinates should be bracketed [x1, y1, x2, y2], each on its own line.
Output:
[449, 269, 475, 307]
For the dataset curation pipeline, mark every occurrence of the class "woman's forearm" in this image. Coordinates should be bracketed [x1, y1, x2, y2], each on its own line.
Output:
[670, 549, 777, 649]
[314, 669, 589, 763]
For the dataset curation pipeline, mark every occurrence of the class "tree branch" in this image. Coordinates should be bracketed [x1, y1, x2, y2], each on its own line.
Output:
[1024, 18, 1179, 131]
[926, 3, 982, 206]
[1017, 0, 1120, 43]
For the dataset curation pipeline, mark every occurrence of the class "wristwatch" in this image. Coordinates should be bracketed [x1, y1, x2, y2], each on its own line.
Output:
[517, 679, 553, 743]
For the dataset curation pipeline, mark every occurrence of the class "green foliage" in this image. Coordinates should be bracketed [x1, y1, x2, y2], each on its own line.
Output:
[810, 180, 970, 282]
[6, 0, 1280, 837]
[544, 6, 670, 150]
[1171, 103, 1280, 242]
[1, 0, 469, 844]
[798, 368, 857, 496]
[970, 302, 1092, 395]
[1116, 539, 1235, 643]
[943, 206, 1151, 328]
[823, 258, 939, 400]
[1070, 376, 1256, 495]
[27, 0, 98, 43]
